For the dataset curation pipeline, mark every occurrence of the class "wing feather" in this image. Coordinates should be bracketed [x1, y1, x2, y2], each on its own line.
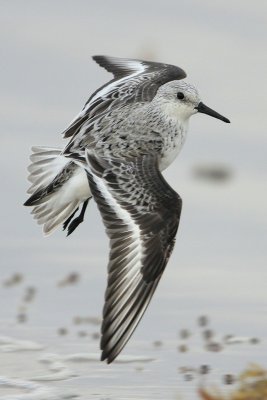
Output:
[62, 55, 186, 140]
[85, 150, 182, 363]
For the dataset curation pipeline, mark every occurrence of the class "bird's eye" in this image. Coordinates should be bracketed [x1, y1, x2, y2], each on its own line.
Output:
[177, 92, 185, 100]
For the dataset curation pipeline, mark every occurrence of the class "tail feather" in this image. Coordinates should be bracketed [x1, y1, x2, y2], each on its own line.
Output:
[42, 203, 79, 234]
[24, 146, 91, 235]
[27, 146, 67, 194]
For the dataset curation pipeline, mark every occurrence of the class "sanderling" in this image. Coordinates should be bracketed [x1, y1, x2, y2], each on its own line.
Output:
[24, 56, 230, 363]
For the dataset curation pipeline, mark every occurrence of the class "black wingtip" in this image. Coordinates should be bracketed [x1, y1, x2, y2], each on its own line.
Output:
[100, 347, 116, 364]
[100, 351, 108, 363]
[92, 55, 187, 82]
[23, 189, 44, 207]
[92, 55, 118, 72]
[24, 197, 33, 206]
[92, 55, 105, 64]
[101, 354, 114, 364]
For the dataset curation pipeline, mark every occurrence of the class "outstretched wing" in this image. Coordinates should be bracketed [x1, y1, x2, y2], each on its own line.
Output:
[85, 150, 182, 363]
[62, 55, 186, 139]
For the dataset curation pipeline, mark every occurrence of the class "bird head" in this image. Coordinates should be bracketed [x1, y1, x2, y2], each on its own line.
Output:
[156, 80, 230, 124]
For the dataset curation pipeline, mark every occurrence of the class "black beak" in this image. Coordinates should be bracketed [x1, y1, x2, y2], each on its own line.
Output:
[196, 102, 230, 123]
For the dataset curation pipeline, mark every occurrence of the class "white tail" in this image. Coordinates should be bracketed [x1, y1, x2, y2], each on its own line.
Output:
[25, 146, 91, 235]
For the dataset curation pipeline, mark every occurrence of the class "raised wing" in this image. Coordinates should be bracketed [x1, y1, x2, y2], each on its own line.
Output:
[85, 150, 182, 363]
[62, 55, 186, 139]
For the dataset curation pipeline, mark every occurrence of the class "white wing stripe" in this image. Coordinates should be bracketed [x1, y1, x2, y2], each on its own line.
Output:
[92, 174, 143, 272]
[82, 63, 147, 116]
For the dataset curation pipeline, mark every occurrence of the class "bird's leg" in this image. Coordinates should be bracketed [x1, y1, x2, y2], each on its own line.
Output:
[63, 207, 79, 231]
[66, 198, 89, 236]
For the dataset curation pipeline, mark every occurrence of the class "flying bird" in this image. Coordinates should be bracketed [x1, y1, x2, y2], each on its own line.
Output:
[24, 56, 230, 363]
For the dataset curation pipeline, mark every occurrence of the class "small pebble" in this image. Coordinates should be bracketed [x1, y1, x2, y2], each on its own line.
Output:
[198, 315, 209, 327]
[250, 337, 260, 344]
[91, 332, 100, 340]
[26, 286, 36, 295]
[77, 330, 87, 337]
[73, 316, 82, 325]
[205, 341, 223, 352]
[199, 364, 210, 375]
[224, 374, 235, 385]
[17, 313, 27, 323]
[178, 344, 188, 353]
[153, 340, 163, 348]
[202, 329, 214, 341]
[3, 273, 23, 287]
[58, 272, 80, 287]
[23, 286, 37, 302]
[178, 366, 196, 374]
[192, 164, 232, 182]
[179, 329, 191, 339]
[184, 373, 194, 381]
[58, 327, 68, 336]
[67, 272, 80, 283]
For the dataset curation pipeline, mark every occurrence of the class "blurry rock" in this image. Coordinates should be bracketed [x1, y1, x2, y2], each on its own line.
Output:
[250, 337, 260, 345]
[178, 366, 196, 374]
[153, 340, 163, 348]
[198, 315, 209, 327]
[23, 286, 36, 302]
[3, 273, 23, 287]
[184, 373, 194, 381]
[17, 313, 27, 323]
[91, 332, 100, 340]
[199, 364, 210, 375]
[58, 327, 68, 336]
[178, 344, 188, 353]
[202, 329, 214, 341]
[192, 164, 233, 183]
[179, 329, 191, 339]
[57, 272, 80, 287]
[223, 373, 235, 385]
[73, 316, 82, 325]
[77, 330, 87, 338]
[27, 286, 36, 295]
[205, 341, 223, 352]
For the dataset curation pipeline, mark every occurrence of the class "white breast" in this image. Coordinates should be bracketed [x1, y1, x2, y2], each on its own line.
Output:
[159, 123, 188, 171]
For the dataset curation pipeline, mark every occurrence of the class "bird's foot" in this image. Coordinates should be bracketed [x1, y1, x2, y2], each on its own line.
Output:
[63, 208, 78, 231]
[66, 215, 84, 236]
[63, 198, 89, 236]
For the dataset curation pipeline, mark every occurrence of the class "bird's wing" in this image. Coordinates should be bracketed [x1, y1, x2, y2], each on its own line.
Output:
[85, 150, 182, 363]
[62, 55, 186, 139]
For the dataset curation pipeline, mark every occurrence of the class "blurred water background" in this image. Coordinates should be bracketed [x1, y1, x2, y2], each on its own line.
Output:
[1, 1, 267, 399]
